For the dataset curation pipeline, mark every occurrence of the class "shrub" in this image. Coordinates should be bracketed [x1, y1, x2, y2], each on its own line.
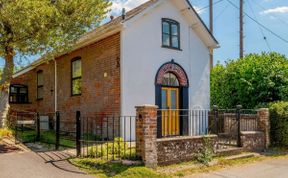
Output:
[197, 136, 214, 166]
[0, 128, 13, 138]
[88, 137, 135, 159]
[269, 101, 288, 146]
[211, 52, 288, 108]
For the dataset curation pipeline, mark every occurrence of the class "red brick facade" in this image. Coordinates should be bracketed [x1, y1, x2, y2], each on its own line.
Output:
[10, 33, 121, 119]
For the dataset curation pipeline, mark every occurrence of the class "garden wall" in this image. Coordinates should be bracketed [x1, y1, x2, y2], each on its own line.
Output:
[241, 131, 265, 151]
[156, 135, 218, 165]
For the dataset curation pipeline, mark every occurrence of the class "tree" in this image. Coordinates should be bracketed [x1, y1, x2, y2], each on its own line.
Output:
[0, 0, 111, 125]
[211, 52, 288, 108]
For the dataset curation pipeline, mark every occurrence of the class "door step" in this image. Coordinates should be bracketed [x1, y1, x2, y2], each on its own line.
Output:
[216, 147, 243, 157]
[224, 152, 260, 160]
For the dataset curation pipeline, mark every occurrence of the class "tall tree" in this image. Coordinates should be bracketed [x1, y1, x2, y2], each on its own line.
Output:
[0, 0, 111, 125]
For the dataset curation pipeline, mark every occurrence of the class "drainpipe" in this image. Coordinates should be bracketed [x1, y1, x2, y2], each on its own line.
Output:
[54, 59, 58, 112]
[188, 25, 192, 136]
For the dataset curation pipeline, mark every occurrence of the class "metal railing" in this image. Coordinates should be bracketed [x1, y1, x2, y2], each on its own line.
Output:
[78, 112, 137, 160]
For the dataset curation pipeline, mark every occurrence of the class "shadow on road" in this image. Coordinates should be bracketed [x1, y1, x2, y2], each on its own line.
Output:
[35, 150, 86, 175]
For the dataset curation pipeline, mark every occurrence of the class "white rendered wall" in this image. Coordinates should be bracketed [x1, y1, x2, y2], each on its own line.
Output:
[120, 1, 211, 139]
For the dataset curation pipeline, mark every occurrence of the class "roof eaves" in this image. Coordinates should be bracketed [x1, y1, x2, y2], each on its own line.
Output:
[185, 0, 219, 46]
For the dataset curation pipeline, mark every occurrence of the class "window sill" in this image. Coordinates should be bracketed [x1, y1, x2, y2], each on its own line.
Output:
[71, 94, 82, 97]
[37, 98, 43, 101]
[161, 45, 182, 51]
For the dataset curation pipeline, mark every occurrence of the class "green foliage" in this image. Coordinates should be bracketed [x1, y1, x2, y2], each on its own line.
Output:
[70, 158, 165, 178]
[0, 128, 12, 138]
[197, 137, 214, 166]
[0, 0, 111, 88]
[211, 52, 288, 108]
[269, 101, 288, 146]
[0, 0, 111, 56]
[88, 137, 136, 159]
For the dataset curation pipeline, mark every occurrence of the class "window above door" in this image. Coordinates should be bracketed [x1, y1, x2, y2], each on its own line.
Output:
[162, 18, 181, 50]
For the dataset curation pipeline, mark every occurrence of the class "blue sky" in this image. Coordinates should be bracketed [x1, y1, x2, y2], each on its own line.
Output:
[0, 0, 288, 68]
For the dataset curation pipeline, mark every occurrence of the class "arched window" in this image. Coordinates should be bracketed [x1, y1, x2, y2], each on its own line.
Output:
[162, 73, 179, 86]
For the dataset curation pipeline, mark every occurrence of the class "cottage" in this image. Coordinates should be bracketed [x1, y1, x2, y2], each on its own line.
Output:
[10, 0, 219, 140]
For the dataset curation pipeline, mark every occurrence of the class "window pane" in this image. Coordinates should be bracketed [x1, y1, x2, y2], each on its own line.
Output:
[171, 24, 178, 35]
[162, 73, 179, 86]
[37, 87, 43, 99]
[72, 60, 82, 78]
[20, 87, 27, 94]
[162, 34, 170, 46]
[162, 22, 170, 34]
[161, 90, 167, 109]
[19, 94, 28, 103]
[10, 95, 17, 103]
[172, 36, 179, 48]
[10, 87, 17, 94]
[37, 72, 44, 86]
[72, 78, 82, 95]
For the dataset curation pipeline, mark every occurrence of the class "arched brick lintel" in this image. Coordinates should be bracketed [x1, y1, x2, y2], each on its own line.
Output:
[155, 61, 189, 87]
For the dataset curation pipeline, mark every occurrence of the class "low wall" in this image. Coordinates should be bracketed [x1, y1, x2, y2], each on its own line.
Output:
[156, 135, 218, 165]
[241, 131, 265, 151]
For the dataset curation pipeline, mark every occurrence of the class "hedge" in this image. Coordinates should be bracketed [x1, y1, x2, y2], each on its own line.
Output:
[269, 101, 288, 146]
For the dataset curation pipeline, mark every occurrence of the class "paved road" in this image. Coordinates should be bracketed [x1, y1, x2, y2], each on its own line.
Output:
[190, 157, 288, 178]
[0, 151, 93, 178]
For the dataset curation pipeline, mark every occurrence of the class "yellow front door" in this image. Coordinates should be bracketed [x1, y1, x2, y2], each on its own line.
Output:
[161, 87, 180, 137]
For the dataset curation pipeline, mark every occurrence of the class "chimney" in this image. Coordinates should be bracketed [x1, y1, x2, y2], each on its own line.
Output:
[122, 8, 126, 20]
[110, 15, 114, 20]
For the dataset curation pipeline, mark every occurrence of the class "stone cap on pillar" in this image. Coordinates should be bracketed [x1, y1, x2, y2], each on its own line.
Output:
[135, 105, 159, 109]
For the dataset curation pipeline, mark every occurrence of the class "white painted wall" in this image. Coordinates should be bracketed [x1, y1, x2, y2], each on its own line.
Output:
[120, 0, 211, 139]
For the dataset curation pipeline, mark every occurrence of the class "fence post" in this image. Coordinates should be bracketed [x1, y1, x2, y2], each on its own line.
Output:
[213, 105, 218, 134]
[76, 111, 81, 157]
[36, 113, 40, 141]
[135, 105, 158, 168]
[236, 105, 242, 147]
[257, 108, 270, 149]
[55, 111, 60, 150]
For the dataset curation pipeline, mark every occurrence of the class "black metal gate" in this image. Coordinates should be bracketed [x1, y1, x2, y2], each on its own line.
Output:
[209, 106, 242, 148]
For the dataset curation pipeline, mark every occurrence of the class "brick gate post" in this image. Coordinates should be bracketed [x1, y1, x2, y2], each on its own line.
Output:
[135, 105, 158, 168]
[257, 108, 270, 149]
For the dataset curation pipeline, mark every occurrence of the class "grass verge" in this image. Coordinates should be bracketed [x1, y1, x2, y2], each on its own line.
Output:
[70, 158, 167, 178]
[71, 148, 288, 178]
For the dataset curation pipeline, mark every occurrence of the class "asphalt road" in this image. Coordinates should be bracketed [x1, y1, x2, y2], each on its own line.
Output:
[0, 151, 93, 178]
[190, 157, 288, 178]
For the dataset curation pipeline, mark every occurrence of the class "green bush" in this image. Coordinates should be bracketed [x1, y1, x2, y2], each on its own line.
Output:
[197, 136, 214, 166]
[211, 52, 288, 108]
[269, 101, 288, 146]
[88, 137, 136, 159]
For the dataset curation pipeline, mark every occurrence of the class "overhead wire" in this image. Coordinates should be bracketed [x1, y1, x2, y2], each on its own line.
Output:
[247, 0, 272, 51]
[251, 0, 288, 27]
[198, 0, 225, 11]
[226, 0, 288, 44]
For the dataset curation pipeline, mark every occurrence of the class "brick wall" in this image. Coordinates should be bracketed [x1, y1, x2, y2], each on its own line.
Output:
[11, 61, 55, 114]
[10, 33, 121, 132]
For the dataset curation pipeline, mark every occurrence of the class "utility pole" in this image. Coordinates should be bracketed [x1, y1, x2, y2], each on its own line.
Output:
[209, 0, 214, 68]
[240, 0, 244, 58]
